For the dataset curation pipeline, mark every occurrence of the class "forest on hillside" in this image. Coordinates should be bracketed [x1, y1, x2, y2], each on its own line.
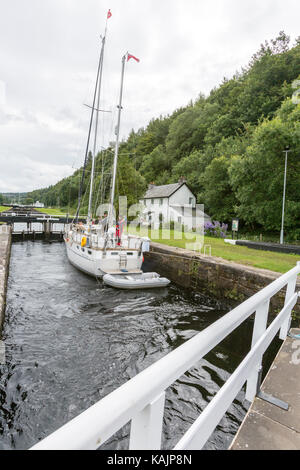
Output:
[24, 32, 300, 239]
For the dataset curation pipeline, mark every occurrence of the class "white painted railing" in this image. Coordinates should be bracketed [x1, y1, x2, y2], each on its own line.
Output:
[31, 262, 300, 450]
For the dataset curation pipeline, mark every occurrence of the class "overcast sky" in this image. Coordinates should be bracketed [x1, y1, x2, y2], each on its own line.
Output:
[0, 0, 299, 193]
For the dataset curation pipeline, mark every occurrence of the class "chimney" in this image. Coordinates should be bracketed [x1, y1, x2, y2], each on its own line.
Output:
[148, 182, 155, 190]
[178, 176, 186, 184]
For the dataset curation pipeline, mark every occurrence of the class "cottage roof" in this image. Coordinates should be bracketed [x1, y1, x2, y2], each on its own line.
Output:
[144, 182, 188, 199]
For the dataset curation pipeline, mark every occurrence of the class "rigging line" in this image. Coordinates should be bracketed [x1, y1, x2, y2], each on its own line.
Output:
[93, 181, 102, 217]
[102, 171, 110, 206]
[91, 19, 112, 219]
[75, 36, 105, 222]
[96, 154, 111, 209]
[90, 147, 109, 216]
[83, 103, 112, 113]
[101, 147, 105, 205]
[103, 154, 113, 205]
[67, 175, 72, 218]
[82, 168, 112, 174]
[71, 166, 113, 174]
[93, 148, 110, 211]
[93, 172, 108, 216]
[71, 147, 114, 170]
[135, 151, 137, 202]
[88, 32, 107, 221]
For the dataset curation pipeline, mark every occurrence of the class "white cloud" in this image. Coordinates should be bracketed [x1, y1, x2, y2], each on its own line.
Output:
[0, 0, 299, 192]
[0, 81, 6, 107]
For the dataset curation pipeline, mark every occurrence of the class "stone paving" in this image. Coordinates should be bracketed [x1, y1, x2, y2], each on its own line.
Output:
[230, 328, 300, 450]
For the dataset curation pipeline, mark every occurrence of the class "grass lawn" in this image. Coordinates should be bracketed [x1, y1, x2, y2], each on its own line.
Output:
[128, 226, 299, 274]
[35, 207, 75, 217]
[0, 206, 11, 212]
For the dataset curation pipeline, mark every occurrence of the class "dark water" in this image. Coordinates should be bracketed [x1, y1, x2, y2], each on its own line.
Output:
[0, 242, 281, 450]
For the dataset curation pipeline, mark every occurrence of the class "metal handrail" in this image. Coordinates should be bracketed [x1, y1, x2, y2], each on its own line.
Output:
[175, 291, 299, 449]
[31, 262, 300, 450]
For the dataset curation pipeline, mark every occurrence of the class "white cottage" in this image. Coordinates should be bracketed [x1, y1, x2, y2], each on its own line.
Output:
[140, 178, 210, 230]
[34, 201, 44, 208]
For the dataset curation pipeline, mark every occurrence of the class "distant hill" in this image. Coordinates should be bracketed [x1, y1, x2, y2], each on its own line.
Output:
[2, 192, 28, 198]
[1, 192, 28, 204]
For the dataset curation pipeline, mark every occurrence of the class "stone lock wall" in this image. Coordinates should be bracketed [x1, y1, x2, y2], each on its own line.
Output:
[0, 225, 12, 335]
[145, 242, 300, 318]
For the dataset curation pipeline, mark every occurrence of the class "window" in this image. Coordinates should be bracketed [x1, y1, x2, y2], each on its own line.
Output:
[159, 198, 163, 206]
[181, 207, 184, 215]
[178, 216, 182, 223]
[151, 198, 154, 205]
[189, 197, 193, 205]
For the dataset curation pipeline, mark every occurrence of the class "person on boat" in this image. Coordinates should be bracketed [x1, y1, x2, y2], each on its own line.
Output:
[116, 219, 121, 246]
[77, 221, 84, 232]
[119, 215, 126, 238]
[100, 212, 109, 232]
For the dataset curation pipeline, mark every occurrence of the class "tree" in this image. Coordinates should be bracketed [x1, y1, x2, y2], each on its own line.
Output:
[139, 145, 170, 183]
[24, 197, 34, 205]
[229, 99, 300, 231]
[237, 33, 300, 123]
[172, 149, 213, 196]
[115, 154, 146, 208]
[199, 156, 237, 221]
[165, 102, 220, 161]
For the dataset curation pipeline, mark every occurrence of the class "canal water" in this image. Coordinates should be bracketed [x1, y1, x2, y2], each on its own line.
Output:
[0, 241, 281, 450]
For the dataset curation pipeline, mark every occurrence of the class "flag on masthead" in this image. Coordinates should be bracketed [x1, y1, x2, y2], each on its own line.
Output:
[107, 9, 112, 19]
[127, 53, 140, 62]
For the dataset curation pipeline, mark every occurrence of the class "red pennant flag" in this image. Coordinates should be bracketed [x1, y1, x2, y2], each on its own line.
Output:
[127, 53, 140, 63]
[107, 9, 112, 19]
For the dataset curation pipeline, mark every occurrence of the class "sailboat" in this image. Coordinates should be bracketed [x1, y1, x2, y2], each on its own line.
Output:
[64, 12, 147, 278]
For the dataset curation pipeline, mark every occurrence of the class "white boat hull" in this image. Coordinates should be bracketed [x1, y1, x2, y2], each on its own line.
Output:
[64, 239, 143, 278]
[103, 272, 171, 289]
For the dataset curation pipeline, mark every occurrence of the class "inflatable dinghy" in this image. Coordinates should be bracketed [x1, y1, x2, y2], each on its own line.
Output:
[103, 272, 170, 290]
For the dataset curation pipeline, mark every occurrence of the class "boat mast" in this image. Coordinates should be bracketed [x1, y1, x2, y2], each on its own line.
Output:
[108, 54, 126, 227]
[75, 41, 103, 222]
[87, 33, 106, 223]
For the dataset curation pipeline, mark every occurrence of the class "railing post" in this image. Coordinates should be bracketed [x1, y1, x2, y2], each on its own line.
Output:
[129, 392, 165, 450]
[279, 272, 298, 340]
[245, 299, 270, 402]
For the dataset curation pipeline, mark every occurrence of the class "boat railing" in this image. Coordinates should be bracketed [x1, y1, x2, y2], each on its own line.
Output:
[30, 262, 300, 450]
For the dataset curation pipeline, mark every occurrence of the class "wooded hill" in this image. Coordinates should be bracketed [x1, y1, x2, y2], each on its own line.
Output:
[27, 32, 300, 239]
